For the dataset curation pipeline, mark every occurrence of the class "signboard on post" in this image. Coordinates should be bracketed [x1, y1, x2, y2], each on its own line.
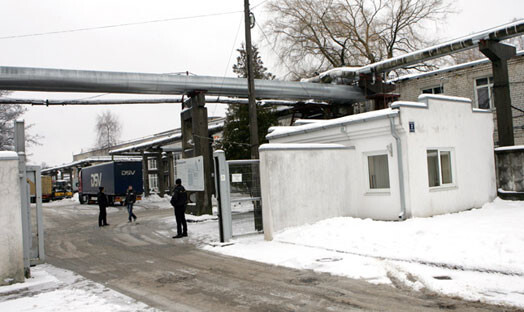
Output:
[175, 156, 205, 191]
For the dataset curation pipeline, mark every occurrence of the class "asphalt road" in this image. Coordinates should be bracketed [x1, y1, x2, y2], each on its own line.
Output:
[42, 201, 521, 312]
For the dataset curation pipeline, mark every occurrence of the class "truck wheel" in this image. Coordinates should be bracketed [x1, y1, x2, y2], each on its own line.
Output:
[79, 193, 85, 204]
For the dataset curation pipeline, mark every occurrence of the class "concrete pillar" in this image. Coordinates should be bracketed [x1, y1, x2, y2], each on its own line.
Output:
[188, 93, 213, 215]
[142, 152, 150, 197]
[156, 152, 165, 197]
[480, 40, 517, 147]
[0, 152, 24, 285]
[167, 152, 174, 193]
[181, 108, 193, 158]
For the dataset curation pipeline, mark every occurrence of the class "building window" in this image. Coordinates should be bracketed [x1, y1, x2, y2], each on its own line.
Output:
[368, 154, 390, 189]
[422, 86, 444, 94]
[427, 149, 453, 187]
[148, 174, 158, 192]
[148, 158, 157, 170]
[474, 76, 494, 109]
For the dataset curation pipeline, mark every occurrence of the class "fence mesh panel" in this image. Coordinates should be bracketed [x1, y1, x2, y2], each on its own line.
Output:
[228, 162, 262, 236]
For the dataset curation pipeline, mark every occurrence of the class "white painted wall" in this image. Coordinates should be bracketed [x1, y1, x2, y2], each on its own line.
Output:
[260, 95, 496, 239]
[0, 151, 24, 285]
[397, 95, 496, 217]
[260, 146, 353, 240]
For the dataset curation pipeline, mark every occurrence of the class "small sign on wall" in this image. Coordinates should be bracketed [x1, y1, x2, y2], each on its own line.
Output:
[231, 173, 242, 183]
[409, 121, 415, 133]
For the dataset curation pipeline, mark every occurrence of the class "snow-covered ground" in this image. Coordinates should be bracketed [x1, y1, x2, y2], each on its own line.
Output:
[0, 264, 157, 312]
[204, 198, 524, 309]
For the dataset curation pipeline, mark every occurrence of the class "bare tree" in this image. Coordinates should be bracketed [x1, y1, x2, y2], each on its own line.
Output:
[95, 110, 122, 149]
[0, 91, 41, 150]
[265, 0, 452, 78]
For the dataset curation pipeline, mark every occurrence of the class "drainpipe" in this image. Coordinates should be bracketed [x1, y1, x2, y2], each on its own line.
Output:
[389, 115, 406, 220]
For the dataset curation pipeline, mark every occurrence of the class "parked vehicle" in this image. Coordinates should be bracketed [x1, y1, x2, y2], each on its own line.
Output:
[78, 161, 143, 205]
[52, 179, 73, 200]
[28, 175, 53, 203]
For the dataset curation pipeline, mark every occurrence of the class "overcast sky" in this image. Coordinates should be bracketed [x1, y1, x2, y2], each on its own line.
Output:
[0, 0, 523, 166]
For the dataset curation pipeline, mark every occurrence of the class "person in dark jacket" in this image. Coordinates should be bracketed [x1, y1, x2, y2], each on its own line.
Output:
[97, 187, 109, 227]
[170, 178, 187, 238]
[125, 185, 137, 223]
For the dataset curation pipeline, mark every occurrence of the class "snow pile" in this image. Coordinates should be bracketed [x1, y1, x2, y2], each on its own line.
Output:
[204, 198, 524, 308]
[0, 264, 157, 312]
[137, 194, 172, 210]
[276, 198, 524, 275]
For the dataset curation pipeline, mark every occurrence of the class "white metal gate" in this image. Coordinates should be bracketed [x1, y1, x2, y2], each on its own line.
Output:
[214, 151, 263, 242]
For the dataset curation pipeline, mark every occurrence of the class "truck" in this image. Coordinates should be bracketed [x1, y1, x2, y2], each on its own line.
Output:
[28, 175, 53, 203]
[52, 179, 73, 200]
[78, 161, 143, 206]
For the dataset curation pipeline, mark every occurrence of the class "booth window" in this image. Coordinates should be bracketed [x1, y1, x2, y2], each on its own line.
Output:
[427, 149, 453, 187]
[368, 154, 390, 189]
[474, 77, 494, 109]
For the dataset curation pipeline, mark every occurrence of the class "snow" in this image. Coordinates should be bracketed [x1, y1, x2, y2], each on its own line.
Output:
[266, 108, 398, 140]
[0, 264, 157, 312]
[0, 151, 18, 159]
[259, 143, 350, 150]
[137, 194, 173, 210]
[495, 145, 524, 152]
[418, 93, 472, 104]
[204, 198, 524, 308]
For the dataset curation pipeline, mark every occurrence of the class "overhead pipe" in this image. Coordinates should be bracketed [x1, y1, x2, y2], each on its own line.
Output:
[0, 96, 329, 106]
[305, 19, 524, 83]
[0, 66, 365, 104]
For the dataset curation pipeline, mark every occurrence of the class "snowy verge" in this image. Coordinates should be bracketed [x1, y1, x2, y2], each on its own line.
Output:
[0, 264, 157, 312]
[203, 198, 524, 308]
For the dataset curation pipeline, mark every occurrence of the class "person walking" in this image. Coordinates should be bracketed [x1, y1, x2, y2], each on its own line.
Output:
[170, 178, 188, 238]
[125, 185, 138, 223]
[97, 187, 110, 227]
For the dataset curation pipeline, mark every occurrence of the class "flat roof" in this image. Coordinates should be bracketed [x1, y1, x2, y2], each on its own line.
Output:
[266, 108, 398, 140]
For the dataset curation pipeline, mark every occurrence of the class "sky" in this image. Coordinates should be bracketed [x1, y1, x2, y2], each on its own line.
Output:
[0, 0, 523, 166]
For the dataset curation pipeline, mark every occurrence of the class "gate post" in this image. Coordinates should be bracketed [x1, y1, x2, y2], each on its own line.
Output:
[213, 150, 232, 242]
[14, 120, 30, 278]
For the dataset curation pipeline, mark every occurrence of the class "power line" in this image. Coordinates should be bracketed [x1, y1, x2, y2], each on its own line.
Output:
[251, 0, 271, 10]
[0, 10, 243, 40]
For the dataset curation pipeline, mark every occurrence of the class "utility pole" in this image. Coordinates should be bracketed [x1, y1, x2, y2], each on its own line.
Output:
[244, 0, 259, 159]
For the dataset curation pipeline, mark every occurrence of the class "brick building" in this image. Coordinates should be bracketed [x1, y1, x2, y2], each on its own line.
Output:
[393, 51, 524, 146]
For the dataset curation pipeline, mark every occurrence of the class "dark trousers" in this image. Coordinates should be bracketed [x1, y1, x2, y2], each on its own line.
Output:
[98, 206, 108, 226]
[127, 203, 137, 221]
[174, 206, 187, 235]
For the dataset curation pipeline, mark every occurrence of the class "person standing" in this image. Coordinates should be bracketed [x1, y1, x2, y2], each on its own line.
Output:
[170, 178, 187, 238]
[125, 185, 138, 223]
[97, 187, 110, 227]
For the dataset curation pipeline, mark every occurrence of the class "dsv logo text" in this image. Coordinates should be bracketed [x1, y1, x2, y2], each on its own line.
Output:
[91, 173, 102, 187]
[121, 170, 136, 176]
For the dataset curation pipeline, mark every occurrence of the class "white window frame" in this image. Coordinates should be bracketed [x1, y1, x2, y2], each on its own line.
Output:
[421, 85, 444, 95]
[426, 148, 456, 190]
[474, 76, 494, 110]
[148, 174, 158, 192]
[148, 158, 158, 170]
[364, 151, 391, 195]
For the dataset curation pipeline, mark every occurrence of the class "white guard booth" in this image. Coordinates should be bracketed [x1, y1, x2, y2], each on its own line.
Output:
[0, 151, 24, 285]
[260, 94, 496, 240]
